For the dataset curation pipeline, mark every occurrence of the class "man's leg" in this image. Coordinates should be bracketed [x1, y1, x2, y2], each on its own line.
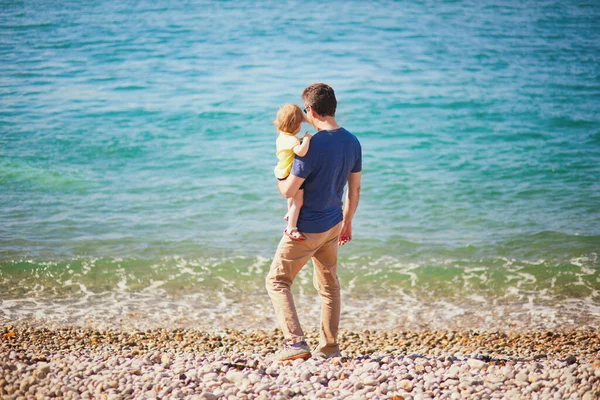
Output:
[311, 223, 343, 353]
[265, 234, 317, 344]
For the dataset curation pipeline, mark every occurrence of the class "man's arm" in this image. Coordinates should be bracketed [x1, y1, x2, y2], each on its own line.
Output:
[277, 174, 306, 199]
[339, 172, 361, 246]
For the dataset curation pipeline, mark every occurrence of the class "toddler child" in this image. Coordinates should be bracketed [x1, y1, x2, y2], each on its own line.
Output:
[273, 104, 312, 241]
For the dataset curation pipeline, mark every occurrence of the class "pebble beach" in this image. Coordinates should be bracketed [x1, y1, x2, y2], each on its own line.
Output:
[2, 325, 599, 399]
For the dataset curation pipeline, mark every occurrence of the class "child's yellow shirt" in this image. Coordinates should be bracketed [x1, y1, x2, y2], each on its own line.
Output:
[274, 131, 301, 179]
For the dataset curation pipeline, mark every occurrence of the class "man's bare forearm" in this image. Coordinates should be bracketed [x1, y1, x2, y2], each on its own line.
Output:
[278, 174, 305, 199]
[343, 187, 360, 223]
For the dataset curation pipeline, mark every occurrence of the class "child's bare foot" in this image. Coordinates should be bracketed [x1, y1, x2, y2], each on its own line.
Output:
[283, 213, 289, 221]
[284, 227, 306, 241]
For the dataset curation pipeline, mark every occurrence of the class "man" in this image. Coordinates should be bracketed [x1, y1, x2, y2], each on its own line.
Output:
[266, 83, 362, 361]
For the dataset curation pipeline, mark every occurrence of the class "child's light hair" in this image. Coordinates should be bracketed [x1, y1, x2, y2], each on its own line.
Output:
[273, 104, 304, 134]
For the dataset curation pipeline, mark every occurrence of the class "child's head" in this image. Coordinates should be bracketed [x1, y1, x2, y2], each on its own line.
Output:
[273, 104, 304, 135]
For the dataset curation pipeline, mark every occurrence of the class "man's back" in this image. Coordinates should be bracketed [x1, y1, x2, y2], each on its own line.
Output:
[291, 127, 362, 233]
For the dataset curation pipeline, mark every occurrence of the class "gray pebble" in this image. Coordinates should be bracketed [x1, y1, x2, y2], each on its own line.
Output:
[565, 355, 577, 365]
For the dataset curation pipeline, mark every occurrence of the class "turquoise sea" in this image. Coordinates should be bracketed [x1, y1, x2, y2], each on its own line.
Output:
[1, 1, 599, 331]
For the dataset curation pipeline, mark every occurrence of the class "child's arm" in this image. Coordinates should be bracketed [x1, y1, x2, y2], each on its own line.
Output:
[292, 132, 312, 157]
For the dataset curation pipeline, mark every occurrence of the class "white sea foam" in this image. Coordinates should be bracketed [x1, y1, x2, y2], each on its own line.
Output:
[515, 272, 537, 286]
[142, 280, 166, 292]
[1, 254, 598, 331]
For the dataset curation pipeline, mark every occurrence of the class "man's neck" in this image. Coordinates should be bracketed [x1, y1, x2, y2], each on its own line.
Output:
[313, 116, 340, 132]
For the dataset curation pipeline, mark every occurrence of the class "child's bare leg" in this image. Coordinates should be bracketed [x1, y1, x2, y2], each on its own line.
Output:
[284, 198, 292, 221]
[286, 189, 304, 239]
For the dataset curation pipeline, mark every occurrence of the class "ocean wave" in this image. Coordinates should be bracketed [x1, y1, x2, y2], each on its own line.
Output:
[1, 254, 597, 331]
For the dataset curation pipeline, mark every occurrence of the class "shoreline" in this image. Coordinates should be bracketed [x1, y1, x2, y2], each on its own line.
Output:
[2, 325, 599, 399]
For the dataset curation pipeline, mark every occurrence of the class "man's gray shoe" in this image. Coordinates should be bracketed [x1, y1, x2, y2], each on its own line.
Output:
[270, 341, 311, 362]
[311, 345, 342, 359]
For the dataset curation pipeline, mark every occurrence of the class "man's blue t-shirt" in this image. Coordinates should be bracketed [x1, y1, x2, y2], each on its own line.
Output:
[290, 127, 362, 233]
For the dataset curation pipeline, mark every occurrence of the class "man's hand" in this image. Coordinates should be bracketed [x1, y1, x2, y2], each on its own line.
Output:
[339, 171, 360, 246]
[338, 221, 352, 246]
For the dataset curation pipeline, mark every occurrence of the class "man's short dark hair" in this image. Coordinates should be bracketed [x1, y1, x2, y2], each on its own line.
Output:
[302, 83, 337, 117]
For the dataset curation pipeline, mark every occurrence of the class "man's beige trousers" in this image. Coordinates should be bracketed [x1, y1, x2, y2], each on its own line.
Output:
[266, 222, 342, 352]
